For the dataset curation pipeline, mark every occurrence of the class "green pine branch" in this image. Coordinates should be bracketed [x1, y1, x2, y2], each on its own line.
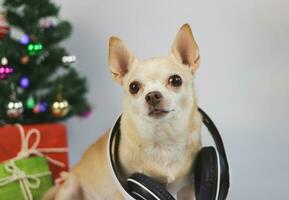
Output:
[0, 0, 90, 125]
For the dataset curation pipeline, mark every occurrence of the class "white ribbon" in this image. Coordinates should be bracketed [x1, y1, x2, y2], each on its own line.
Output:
[0, 160, 51, 200]
[10, 124, 68, 168]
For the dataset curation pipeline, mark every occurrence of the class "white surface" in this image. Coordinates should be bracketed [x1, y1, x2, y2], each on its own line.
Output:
[54, 0, 289, 199]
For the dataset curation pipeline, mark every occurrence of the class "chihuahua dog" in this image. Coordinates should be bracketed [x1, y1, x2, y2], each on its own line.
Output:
[43, 24, 202, 200]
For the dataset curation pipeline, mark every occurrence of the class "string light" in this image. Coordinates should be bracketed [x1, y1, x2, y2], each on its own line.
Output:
[0, 57, 14, 80]
[27, 42, 43, 56]
[19, 76, 30, 88]
[62, 55, 76, 64]
[19, 34, 30, 45]
[1, 57, 8, 65]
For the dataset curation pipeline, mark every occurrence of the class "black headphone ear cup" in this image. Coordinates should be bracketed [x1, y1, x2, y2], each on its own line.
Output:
[127, 173, 175, 200]
[194, 147, 219, 200]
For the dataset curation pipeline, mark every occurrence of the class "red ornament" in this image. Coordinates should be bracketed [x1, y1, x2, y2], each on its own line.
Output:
[0, 16, 9, 39]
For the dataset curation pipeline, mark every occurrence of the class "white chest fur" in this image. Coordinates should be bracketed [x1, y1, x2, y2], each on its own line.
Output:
[120, 119, 200, 185]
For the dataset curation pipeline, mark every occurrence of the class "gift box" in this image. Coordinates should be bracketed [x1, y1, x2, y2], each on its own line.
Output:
[0, 157, 53, 200]
[0, 124, 69, 180]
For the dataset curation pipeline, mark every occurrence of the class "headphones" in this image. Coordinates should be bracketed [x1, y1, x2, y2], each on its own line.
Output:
[108, 107, 230, 200]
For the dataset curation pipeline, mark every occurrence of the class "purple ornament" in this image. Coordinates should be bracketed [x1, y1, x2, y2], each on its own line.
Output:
[80, 109, 92, 118]
[39, 101, 48, 112]
[19, 34, 30, 45]
[19, 76, 30, 88]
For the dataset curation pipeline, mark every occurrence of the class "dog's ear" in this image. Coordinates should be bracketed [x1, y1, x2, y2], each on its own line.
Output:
[170, 24, 200, 73]
[108, 36, 135, 85]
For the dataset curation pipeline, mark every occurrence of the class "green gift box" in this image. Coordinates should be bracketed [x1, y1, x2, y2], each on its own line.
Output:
[0, 157, 53, 200]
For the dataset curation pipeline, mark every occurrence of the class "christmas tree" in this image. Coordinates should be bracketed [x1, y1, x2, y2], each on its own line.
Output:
[0, 0, 90, 125]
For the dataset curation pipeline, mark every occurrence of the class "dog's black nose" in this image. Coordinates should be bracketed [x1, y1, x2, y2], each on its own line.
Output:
[145, 91, 163, 106]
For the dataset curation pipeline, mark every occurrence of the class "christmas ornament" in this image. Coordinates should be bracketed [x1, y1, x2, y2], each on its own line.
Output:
[0, 57, 14, 80]
[21, 55, 30, 64]
[62, 55, 76, 64]
[39, 101, 48, 112]
[0, 16, 9, 39]
[80, 109, 92, 118]
[19, 34, 30, 45]
[27, 42, 43, 56]
[34, 100, 48, 114]
[51, 96, 70, 117]
[26, 96, 35, 109]
[6, 95, 24, 118]
[39, 17, 57, 28]
[19, 76, 30, 88]
[33, 104, 40, 114]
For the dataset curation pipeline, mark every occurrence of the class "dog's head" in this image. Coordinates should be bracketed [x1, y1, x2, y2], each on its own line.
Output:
[108, 24, 200, 124]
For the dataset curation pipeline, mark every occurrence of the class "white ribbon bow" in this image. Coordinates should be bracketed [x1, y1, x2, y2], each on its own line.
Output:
[0, 160, 51, 200]
[12, 124, 68, 168]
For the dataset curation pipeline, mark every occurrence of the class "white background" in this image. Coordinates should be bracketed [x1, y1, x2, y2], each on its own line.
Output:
[50, 0, 289, 199]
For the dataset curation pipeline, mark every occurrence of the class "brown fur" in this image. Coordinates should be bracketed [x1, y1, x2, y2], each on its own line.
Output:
[42, 23, 202, 200]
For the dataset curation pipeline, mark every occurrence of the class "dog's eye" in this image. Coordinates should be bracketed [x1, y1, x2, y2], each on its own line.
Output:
[168, 74, 182, 87]
[129, 81, 140, 94]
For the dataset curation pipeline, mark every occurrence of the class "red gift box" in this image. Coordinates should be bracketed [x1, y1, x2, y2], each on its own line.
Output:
[0, 123, 69, 180]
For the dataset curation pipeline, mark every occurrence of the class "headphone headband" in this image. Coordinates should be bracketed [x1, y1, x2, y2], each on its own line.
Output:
[197, 108, 228, 167]
[108, 115, 134, 199]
